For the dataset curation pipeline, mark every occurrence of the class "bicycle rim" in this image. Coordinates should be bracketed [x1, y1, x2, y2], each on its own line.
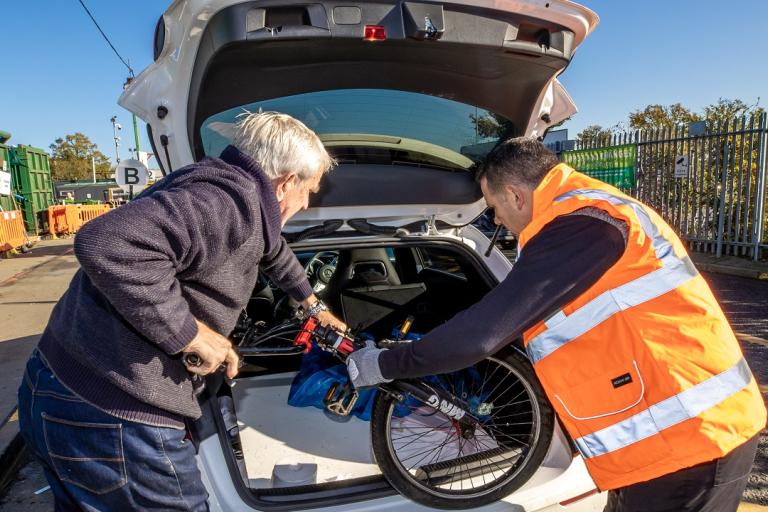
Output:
[383, 356, 541, 499]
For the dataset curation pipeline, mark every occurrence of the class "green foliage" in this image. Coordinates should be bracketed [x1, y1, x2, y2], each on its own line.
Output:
[628, 103, 702, 130]
[49, 133, 112, 182]
[576, 124, 614, 144]
[703, 98, 765, 126]
[469, 112, 515, 139]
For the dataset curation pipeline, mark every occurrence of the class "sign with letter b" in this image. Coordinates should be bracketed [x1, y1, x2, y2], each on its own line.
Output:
[114, 159, 149, 193]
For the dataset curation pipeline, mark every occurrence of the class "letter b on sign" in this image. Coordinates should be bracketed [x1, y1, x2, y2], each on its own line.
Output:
[124, 167, 140, 185]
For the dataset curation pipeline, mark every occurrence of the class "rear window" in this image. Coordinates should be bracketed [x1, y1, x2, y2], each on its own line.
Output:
[200, 89, 513, 169]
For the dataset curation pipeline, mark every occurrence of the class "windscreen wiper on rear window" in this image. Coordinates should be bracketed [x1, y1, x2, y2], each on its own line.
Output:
[347, 218, 426, 237]
[285, 218, 428, 243]
[284, 219, 344, 243]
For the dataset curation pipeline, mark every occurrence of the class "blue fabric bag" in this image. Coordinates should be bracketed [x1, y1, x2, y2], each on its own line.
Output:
[287, 342, 379, 420]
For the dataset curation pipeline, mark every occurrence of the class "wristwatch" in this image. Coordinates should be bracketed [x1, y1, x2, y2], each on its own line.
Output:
[305, 300, 328, 317]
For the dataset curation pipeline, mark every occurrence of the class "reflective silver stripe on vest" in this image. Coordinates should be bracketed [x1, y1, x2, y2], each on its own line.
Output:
[526, 189, 699, 364]
[574, 358, 752, 459]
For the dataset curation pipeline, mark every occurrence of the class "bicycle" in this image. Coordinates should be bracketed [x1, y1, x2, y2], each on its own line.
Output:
[186, 315, 554, 510]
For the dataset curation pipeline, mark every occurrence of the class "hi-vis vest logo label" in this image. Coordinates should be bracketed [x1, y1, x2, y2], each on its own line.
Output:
[611, 373, 633, 388]
[426, 395, 466, 420]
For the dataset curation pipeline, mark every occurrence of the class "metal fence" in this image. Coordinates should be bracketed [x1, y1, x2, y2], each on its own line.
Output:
[564, 113, 768, 260]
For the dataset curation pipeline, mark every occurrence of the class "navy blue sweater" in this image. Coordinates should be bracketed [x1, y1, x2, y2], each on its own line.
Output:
[39, 146, 313, 428]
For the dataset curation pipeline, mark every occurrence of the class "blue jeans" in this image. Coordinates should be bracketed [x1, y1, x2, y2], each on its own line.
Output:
[17, 350, 209, 511]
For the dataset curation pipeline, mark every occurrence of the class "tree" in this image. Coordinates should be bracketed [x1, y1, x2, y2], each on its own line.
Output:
[576, 124, 614, 145]
[703, 98, 764, 126]
[469, 112, 515, 139]
[628, 103, 702, 130]
[49, 133, 112, 182]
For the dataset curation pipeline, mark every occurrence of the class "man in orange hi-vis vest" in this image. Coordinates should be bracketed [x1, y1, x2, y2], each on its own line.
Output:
[348, 137, 766, 511]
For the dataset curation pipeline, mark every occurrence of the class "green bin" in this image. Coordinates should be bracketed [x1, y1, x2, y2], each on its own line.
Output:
[10, 145, 55, 234]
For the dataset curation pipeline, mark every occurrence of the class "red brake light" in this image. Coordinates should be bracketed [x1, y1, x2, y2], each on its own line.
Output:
[364, 25, 386, 41]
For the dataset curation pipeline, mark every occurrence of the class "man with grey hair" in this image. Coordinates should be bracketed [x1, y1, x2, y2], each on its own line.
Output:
[18, 112, 344, 510]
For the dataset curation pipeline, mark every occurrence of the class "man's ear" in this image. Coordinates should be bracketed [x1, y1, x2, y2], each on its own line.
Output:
[504, 183, 526, 211]
[274, 173, 298, 200]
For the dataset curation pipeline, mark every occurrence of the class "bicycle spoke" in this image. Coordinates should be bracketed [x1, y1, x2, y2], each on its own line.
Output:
[471, 435, 488, 488]
[486, 421, 533, 427]
[488, 411, 533, 421]
[404, 429, 459, 472]
[488, 386, 528, 411]
[483, 428, 533, 448]
[475, 361, 502, 401]
[392, 428, 445, 451]
[472, 436, 516, 482]
[486, 398, 533, 413]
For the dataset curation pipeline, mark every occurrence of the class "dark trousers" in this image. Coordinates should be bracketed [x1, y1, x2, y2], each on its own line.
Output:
[604, 433, 760, 512]
[17, 350, 209, 511]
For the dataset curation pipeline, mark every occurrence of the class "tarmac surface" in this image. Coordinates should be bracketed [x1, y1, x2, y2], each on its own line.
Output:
[0, 238, 765, 510]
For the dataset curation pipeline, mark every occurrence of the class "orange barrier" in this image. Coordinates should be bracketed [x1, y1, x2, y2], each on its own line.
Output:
[47, 205, 71, 236]
[47, 204, 112, 236]
[78, 204, 111, 228]
[0, 210, 27, 253]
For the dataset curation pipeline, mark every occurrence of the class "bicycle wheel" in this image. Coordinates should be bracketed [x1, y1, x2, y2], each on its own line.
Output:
[370, 348, 554, 509]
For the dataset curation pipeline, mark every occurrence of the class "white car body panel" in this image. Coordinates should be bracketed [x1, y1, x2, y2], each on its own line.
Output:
[119, 0, 598, 227]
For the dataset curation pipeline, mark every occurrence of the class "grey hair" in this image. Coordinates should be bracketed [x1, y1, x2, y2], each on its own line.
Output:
[476, 137, 559, 190]
[231, 111, 335, 180]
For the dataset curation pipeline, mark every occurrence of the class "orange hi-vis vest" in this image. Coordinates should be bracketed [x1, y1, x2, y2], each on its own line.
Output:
[520, 164, 766, 491]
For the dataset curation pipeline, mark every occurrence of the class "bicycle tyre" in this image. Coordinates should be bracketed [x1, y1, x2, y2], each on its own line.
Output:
[370, 348, 554, 510]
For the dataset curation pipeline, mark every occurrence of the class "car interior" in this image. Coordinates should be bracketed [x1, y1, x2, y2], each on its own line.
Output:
[222, 241, 495, 493]
[246, 243, 489, 345]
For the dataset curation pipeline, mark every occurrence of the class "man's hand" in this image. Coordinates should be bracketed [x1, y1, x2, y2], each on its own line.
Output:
[182, 320, 240, 379]
[316, 309, 347, 332]
[346, 341, 391, 389]
[301, 294, 347, 331]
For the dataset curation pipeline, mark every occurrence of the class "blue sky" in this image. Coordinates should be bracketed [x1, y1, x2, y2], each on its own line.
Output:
[3, 1, 767, 166]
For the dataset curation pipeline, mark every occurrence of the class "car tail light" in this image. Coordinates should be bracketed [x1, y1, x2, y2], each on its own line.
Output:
[364, 25, 386, 41]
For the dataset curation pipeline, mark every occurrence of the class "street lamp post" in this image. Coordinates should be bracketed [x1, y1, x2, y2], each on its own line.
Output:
[110, 116, 122, 164]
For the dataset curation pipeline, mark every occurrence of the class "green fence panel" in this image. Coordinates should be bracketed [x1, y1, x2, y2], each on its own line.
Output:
[562, 144, 637, 192]
[10, 145, 54, 234]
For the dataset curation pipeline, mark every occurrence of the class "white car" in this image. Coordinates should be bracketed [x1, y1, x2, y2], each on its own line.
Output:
[120, 1, 606, 510]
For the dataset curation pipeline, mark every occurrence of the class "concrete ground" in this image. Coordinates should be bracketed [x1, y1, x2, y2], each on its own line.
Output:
[0, 238, 78, 438]
[0, 238, 766, 510]
[0, 238, 79, 511]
